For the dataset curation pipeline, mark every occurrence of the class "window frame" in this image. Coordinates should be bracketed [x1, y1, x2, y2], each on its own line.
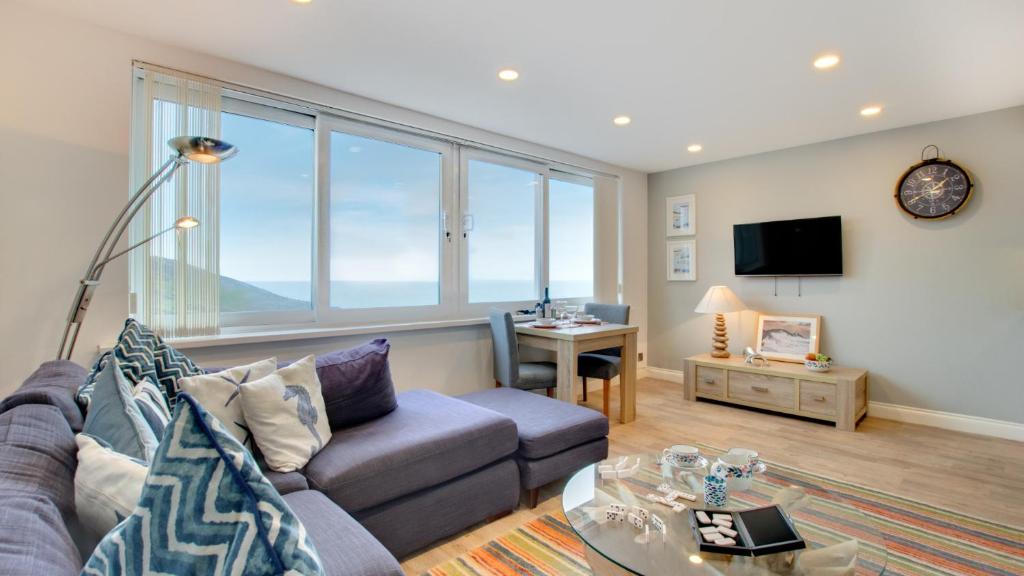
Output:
[546, 171, 596, 304]
[457, 148, 550, 317]
[167, 89, 608, 336]
[218, 96, 318, 329]
[316, 115, 458, 326]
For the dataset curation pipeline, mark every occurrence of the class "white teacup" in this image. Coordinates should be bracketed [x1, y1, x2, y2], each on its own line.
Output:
[662, 444, 702, 467]
[726, 448, 766, 474]
[713, 448, 767, 492]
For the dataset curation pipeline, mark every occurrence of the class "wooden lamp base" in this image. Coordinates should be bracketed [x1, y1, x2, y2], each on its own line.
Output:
[711, 312, 730, 358]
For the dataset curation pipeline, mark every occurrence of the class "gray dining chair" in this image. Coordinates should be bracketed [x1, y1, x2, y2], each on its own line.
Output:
[578, 303, 630, 416]
[489, 308, 557, 397]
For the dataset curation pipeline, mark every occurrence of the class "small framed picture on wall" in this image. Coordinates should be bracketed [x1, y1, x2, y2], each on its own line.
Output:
[666, 194, 696, 236]
[667, 239, 696, 281]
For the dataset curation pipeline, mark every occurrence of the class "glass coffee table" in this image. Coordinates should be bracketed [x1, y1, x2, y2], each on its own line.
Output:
[562, 452, 888, 575]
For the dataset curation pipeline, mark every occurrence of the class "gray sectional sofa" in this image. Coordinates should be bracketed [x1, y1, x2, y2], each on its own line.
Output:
[0, 358, 608, 574]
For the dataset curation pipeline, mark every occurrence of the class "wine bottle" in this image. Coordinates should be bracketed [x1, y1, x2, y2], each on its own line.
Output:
[542, 287, 552, 319]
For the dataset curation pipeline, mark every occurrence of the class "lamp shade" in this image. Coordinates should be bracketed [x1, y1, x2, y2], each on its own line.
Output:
[168, 136, 237, 164]
[694, 285, 747, 314]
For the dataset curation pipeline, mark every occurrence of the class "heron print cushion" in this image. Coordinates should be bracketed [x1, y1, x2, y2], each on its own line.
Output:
[238, 355, 332, 472]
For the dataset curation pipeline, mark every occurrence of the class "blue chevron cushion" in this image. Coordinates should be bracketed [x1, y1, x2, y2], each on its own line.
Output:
[78, 319, 202, 410]
[82, 392, 324, 575]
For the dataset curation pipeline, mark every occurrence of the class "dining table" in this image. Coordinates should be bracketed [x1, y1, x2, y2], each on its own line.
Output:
[514, 321, 639, 423]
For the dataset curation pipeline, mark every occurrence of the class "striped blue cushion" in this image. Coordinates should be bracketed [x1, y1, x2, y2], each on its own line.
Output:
[81, 359, 160, 462]
[78, 319, 202, 410]
[82, 393, 324, 575]
[132, 380, 172, 437]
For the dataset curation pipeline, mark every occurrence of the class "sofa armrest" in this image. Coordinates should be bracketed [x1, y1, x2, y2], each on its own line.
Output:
[0, 361, 86, 432]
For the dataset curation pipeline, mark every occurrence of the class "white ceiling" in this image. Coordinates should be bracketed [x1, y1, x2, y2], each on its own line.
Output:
[26, 0, 1024, 173]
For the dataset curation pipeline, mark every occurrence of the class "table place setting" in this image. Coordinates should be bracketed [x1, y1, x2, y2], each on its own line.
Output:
[523, 300, 606, 329]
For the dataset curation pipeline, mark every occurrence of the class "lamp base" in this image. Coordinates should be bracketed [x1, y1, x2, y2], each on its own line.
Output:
[710, 313, 730, 358]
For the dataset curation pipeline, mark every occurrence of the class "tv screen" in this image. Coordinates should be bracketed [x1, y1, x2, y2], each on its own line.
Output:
[733, 216, 842, 276]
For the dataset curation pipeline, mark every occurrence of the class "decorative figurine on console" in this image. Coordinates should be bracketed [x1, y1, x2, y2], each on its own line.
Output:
[744, 346, 768, 368]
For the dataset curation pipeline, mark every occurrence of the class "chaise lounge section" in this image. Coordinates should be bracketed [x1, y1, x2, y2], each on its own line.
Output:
[459, 386, 609, 507]
[305, 389, 521, 557]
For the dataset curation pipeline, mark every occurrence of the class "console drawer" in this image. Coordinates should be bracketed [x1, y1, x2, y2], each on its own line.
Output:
[695, 366, 725, 398]
[728, 371, 795, 409]
[799, 380, 837, 416]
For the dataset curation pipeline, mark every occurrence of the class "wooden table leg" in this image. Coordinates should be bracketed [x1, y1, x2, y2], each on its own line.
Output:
[619, 332, 637, 423]
[683, 358, 696, 401]
[556, 339, 578, 404]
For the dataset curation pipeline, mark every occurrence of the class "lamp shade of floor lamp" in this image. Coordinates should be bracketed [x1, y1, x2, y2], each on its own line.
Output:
[694, 285, 747, 358]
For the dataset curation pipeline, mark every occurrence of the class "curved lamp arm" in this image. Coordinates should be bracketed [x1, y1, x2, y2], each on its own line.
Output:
[57, 136, 236, 360]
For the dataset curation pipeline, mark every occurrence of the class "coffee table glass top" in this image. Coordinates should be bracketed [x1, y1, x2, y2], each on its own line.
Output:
[562, 452, 888, 575]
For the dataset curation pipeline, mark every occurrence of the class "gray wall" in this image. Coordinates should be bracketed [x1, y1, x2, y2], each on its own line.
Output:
[647, 106, 1024, 423]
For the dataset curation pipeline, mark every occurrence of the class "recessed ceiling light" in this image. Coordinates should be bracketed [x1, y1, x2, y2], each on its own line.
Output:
[687, 144, 703, 153]
[813, 54, 840, 70]
[613, 115, 632, 126]
[291, 0, 313, 4]
[497, 69, 519, 81]
[860, 105, 883, 117]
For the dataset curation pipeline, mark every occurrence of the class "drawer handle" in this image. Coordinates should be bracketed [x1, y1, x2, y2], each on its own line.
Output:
[702, 377, 717, 385]
[751, 385, 770, 393]
[812, 395, 827, 402]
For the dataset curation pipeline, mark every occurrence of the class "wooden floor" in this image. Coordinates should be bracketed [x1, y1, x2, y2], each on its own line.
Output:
[401, 376, 1024, 573]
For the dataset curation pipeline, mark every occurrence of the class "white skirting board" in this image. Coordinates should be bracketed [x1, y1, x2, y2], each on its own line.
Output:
[640, 367, 1024, 442]
[641, 366, 686, 384]
[866, 401, 1024, 442]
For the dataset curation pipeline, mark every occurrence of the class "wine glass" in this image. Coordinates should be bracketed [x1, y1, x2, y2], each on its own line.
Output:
[564, 305, 578, 325]
[554, 300, 567, 321]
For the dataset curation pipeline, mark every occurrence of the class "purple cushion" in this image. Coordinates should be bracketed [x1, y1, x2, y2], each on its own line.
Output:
[316, 339, 398, 429]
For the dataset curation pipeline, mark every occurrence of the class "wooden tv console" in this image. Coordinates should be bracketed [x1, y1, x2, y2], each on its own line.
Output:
[683, 354, 868, 431]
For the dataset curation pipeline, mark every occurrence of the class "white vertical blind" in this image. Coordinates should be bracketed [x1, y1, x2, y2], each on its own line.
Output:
[129, 68, 221, 337]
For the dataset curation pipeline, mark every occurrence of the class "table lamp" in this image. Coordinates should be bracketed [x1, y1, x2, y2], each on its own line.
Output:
[694, 285, 747, 358]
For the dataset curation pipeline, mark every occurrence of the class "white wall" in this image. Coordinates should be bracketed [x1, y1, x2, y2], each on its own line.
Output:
[0, 2, 647, 397]
[647, 106, 1024, 424]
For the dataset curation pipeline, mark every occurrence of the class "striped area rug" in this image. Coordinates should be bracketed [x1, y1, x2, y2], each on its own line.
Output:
[423, 459, 1023, 576]
[422, 514, 590, 576]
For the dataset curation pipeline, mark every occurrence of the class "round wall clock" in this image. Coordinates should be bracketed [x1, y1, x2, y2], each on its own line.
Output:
[895, 147, 973, 219]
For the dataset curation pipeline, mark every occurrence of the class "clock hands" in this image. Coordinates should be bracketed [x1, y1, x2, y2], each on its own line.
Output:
[907, 177, 951, 204]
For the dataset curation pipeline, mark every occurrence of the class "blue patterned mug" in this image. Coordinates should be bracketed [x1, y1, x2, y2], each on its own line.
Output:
[703, 474, 727, 507]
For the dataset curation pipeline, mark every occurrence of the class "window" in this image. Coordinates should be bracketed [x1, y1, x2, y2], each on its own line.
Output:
[548, 176, 595, 299]
[132, 67, 612, 336]
[219, 100, 315, 324]
[464, 157, 542, 304]
[328, 127, 446, 310]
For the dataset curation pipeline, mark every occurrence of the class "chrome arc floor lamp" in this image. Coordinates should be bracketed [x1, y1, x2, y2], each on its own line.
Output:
[57, 136, 237, 360]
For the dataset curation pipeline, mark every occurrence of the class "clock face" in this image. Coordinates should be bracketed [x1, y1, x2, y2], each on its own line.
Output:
[896, 159, 972, 219]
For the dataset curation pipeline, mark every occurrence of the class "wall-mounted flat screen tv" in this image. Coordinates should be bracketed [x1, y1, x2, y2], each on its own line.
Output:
[733, 216, 842, 276]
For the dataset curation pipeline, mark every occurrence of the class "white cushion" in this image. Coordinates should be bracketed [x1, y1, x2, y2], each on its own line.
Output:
[177, 358, 277, 451]
[74, 434, 148, 542]
[239, 355, 332, 472]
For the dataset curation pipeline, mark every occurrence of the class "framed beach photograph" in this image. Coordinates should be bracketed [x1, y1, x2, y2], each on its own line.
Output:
[666, 194, 696, 236]
[667, 239, 696, 281]
[755, 313, 821, 362]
